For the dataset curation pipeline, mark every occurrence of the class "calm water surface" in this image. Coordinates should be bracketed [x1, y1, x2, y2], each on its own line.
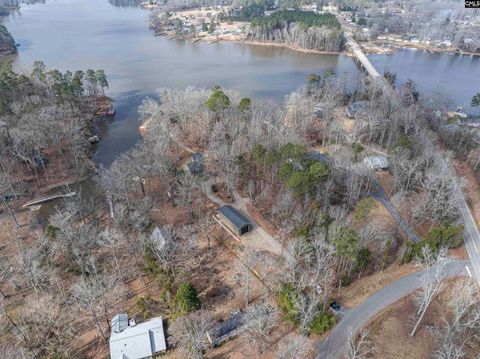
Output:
[3, 0, 479, 166]
[3, 0, 359, 165]
[369, 49, 480, 112]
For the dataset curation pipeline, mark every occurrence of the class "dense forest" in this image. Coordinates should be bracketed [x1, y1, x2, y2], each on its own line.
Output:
[0, 25, 16, 56]
[0, 61, 109, 200]
[0, 0, 17, 56]
[248, 10, 344, 51]
[251, 10, 341, 30]
[229, 0, 275, 21]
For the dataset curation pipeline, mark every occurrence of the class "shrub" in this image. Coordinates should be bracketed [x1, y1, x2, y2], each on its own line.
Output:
[136, 296, 152, 319]
[45, 224, 59, 239]
[402, 223, 465, 263]
[175, 282, 201, 316]
[351, 142, 364, 161]
[279, 162, 294, 181]
[143, 247, 159, 276]
[357, 17, 367, 26]
[278, 283, 300, 324]
[295, 224, 310, 238]
[354, 197, 376, 221]
[237, 97, 251, 113]
[340, 274, 352, 287]
[355, 247, 371, 272]
[205, 85, 230, 112]
[252, 144, 267, 163]
[426, 224, 464, 249]
[310, 311, 336, 335]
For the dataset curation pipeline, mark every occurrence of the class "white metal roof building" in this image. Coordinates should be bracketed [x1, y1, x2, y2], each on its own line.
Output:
[363, 156, 390, 171]
[109, 314, 167, 359]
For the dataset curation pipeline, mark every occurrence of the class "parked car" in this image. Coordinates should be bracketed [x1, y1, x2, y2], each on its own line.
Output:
[329, 301, 342, 313]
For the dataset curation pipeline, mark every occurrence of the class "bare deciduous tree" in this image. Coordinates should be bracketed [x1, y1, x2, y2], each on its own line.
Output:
[240, 302, 279, 354]
[169, 310, 214, 359]
[71, 274, 126, 341]
[232, 249, 260, 307]
[277, 334, 310, 359]
[344, 328, 375, 359]
[411, 246, 449, 337]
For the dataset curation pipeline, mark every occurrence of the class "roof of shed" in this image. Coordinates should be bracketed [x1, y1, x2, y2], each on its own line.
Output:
[306, 151, 330, 164]
[187, 153, 204, 174]
[218, 205, 252, 229]
[210, 313, 245, 340]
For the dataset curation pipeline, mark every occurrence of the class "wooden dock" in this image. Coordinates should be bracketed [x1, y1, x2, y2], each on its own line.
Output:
[22, 192, 76, 208]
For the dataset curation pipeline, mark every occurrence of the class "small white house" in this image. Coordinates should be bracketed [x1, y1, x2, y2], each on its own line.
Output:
[364, 156, 390, 171]
[109, 314, 167, 359]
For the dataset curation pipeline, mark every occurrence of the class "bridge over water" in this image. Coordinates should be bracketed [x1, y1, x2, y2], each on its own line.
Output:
[343, 31, 381, 78]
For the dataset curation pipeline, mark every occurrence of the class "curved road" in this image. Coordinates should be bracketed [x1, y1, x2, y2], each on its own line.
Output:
[315, 259, 469, 359]
[457, 194, 480, 282]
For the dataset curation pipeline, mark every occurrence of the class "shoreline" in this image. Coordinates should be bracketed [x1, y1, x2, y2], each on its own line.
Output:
[159, 31, 480, 58]
[232, 39, 342, 55]
[164, 33, 343, 55]
[361, 40, 480, 57]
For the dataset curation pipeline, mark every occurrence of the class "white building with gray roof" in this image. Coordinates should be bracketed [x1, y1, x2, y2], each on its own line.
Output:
[109, 314, 167, 359]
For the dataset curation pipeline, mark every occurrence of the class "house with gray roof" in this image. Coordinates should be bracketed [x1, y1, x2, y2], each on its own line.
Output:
[346, 100, 369, 119]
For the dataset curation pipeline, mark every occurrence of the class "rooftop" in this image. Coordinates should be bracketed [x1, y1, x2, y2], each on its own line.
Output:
[306, 150, 330, 164]
[346, 101, 369, 119]
[207, 312, 245, 346]
[187, 152, 204, 175]
[110, 316, 167, 359]
[218, 205, 252, 230]
[364, 156, 390, 170]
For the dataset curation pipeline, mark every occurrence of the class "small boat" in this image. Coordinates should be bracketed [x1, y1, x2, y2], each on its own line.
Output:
[88, 135, 100, 144]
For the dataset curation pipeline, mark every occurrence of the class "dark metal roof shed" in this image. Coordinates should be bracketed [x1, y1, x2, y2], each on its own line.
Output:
[207, 312, 245, 347]
[187, 153, 204, 175]
[306, 151, 330, 164]
[218, 205, 252, 231]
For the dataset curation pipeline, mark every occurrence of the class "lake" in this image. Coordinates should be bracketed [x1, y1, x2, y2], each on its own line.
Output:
[3, 0, 479, 166]
[369, 49, 480, 113]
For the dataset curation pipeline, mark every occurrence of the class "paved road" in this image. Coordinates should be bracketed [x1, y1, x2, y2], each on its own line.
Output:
[368, 181, 421, 244]
[457, 194, 480, 282]
[315, 259, 469, 359]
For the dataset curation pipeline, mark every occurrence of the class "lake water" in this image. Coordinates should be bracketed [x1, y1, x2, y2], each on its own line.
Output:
[369, 49, 480, 113]
[3, 0, 479, 166]
[3, 0, 360, 165]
